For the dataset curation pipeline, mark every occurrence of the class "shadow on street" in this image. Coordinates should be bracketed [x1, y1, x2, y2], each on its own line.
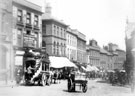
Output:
[63, 90, 83, 93]
[96, 80, 108, 84]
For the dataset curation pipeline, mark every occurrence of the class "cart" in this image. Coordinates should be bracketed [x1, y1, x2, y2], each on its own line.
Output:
[67, 72, 88, 93]
[23, 50, 51, 86]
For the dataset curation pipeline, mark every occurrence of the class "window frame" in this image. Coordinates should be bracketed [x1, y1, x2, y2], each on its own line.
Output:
[34, 15, 39, 27]
[26, 12, 31, 24]
[17, 9, 23, 22]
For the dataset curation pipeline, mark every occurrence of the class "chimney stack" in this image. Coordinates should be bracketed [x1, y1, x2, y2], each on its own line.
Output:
[45, 3, 52, 15]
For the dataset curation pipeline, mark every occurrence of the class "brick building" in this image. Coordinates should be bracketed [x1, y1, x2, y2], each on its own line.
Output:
[42, 4, 68, 57]
[12, 0, 42, 66]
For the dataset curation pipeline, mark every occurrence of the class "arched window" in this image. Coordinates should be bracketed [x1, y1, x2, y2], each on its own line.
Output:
[61, 43, 63, 56]
[64, 44, 66, 56]
[53, 42, 56, 54]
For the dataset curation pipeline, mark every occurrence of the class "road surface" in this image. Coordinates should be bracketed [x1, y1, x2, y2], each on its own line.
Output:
[0, 79, 135, 96]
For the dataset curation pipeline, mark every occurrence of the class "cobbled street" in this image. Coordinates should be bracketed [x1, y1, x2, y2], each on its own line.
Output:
[0, 79, 135, 96]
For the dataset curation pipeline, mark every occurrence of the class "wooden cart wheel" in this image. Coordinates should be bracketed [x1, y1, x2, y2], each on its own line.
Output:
[68, 78, 73, 92]
[82, 84, 87, 93]
[42, 73, 47, 86]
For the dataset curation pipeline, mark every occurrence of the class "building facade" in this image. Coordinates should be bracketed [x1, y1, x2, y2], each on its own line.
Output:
[114, 49, 126, 70]
[86, 40, 100, 67]
[66, 27, 77, 61]
[104, 43, 126, 70]
[42, 4, 68, 57]
[0, 0, 13, 81]
[77, 31, 86, 64]
[86, 40, 126, 71]
[12, 0, 42, 66]
[100, 48, 109, 70]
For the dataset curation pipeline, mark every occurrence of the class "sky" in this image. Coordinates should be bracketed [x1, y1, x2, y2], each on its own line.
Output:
[28, 0, 135, 50]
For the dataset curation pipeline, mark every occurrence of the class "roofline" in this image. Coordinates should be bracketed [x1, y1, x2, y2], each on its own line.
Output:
[13, 0, 42, 14]
[67, 29, 78, 36]
[86, 46, 100, 51]
[77, 37, 86, 42]
[42, 18, 68, 27]
[25, 0, 41, 8]
[116, 49, 126, 52]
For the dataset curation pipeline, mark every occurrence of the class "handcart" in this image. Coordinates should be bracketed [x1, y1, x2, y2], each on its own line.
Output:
[67, 72, 88, 93]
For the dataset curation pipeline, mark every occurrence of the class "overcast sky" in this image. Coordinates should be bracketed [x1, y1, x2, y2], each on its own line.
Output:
[28, 0, 135, 50]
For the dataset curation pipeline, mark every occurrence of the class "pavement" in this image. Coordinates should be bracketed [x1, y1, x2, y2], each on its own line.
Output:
[0, 80, 16, 87]
[0, 78, 135, 96]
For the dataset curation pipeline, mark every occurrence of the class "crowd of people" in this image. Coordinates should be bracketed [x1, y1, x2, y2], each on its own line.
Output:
[100, 69, 128, 86]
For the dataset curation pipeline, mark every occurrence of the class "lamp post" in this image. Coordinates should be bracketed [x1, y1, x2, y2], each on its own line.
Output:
[131, 48, 135, 93]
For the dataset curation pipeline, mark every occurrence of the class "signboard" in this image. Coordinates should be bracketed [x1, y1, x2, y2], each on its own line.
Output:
[23, 35, 36, 48]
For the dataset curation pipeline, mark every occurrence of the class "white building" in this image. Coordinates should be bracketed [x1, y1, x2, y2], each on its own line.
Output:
[66, 27, 77, 61]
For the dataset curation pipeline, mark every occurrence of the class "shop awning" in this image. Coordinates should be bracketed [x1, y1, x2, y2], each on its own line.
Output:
[86, 65, 93, 72]
[86, 65, 99, 72]
[49, 56, 77, 68]
[92, 66, 99, 71]
[81, 66, 87, 71]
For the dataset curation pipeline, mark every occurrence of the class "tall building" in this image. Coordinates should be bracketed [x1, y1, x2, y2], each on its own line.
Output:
[12, 0, 42, 67]
[42, 4, 68, 57]
[66, 27, 77, 61]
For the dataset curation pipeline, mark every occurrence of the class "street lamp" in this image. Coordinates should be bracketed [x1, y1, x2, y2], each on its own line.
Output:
[131, 48, 135, 93]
